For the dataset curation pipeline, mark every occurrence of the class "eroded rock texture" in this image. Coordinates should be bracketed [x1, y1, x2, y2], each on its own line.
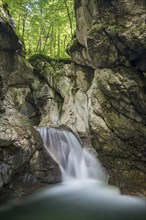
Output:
[67, 0, 146, 196]
[70, 0, 146, 72]
[28, 58, 146, 197]
[0, 6, 60, 202]
[27, 0, 146, 196]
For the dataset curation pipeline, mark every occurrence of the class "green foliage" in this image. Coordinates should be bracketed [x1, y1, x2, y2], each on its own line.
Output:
[107, 25, 122, 34]
[3, 0, 75, 58]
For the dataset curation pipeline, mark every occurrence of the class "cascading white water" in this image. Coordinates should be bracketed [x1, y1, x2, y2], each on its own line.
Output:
[37, 127, 107, 182]
[0, 127, 145, 220]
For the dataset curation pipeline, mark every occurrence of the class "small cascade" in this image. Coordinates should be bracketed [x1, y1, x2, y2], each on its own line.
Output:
[37, 127, 107, 182]
[0, 127, 145, 220]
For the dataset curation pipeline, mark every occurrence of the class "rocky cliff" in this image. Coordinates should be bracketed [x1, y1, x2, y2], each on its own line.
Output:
[67, 0, 146, 196]
[0, 0, 146, 201]
[0, 5, 60, 202]
[28, 0, 146, 196]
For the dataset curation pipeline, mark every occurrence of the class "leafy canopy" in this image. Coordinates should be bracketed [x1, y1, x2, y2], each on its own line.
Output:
[3, 0, 75, 58]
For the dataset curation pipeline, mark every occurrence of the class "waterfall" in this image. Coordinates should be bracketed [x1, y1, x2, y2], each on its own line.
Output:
[37, 127, 107, 182]
[0, 127, 145, 220]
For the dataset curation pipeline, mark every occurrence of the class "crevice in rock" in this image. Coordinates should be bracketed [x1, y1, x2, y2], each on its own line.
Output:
[98, 85, 146, 124]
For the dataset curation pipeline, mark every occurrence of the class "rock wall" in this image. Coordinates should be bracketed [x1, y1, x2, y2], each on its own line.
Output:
[27, 0, 146, 196]
[0, 0, 146, 201]
[0, 5, 60, 202]
[67, 0, 146, 196]
[70, 0, 146, 72]
[28, 59, 146, 197]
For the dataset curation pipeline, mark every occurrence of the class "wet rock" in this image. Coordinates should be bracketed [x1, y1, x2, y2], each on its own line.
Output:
[29, 55, 146, 196]
[28, 51, 145, 191]
[0, 5, 60, 202]
[0, 109, 60, 202]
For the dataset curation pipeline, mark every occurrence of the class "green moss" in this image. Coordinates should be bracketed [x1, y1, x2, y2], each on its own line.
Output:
[106, 25, 123, 34]
[28, 54, 72, 82]
[89, 23, 125, 36]
[89, 23, 108, 34]
[29, 54, 71, 72]
[28, 54, 52, 63]
[21, 56, 32, 68]
[66, 37, 83, 54]
[71, 38, 78, 48]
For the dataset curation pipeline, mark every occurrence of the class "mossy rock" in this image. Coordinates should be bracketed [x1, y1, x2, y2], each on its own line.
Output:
[29, 54, 71, 64]
[29, 53, 72, 72]
[28, 54, 52, 63]
[66, 38, 84, 54]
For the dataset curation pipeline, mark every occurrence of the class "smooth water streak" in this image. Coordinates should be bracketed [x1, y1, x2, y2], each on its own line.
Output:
[37, 127, 107, 182]
[0, 127, 145, 220]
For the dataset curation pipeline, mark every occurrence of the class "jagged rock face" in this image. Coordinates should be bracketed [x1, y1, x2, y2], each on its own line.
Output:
[66, 0, 146, 196]
[70, 0, 146, 72]
[29, 58, 146, 196]
[27, 0, 146, 196]
[88, 67, 146, 195]
[0, 6, 60, 202]
[0, 109, 60, 202]
[0, 8, 22, 113]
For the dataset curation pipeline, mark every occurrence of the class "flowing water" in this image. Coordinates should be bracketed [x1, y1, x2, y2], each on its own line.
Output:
[0, 127, 145, 220]
[37, 127, 107, 182]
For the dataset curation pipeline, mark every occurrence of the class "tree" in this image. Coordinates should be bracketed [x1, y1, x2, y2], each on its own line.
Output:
[4, 0, 75, 57]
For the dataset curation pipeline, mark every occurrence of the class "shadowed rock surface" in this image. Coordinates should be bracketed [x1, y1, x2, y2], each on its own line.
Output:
[0, 4, 60, 203]
[28, 0, 146, 196]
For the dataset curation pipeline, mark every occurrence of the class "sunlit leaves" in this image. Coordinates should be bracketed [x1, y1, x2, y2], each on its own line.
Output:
[4, 0, 75, 57]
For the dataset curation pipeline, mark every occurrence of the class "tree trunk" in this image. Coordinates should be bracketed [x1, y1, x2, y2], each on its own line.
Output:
[21, 12, 27, 39]
[63, 35, 67, 56]
[50, 24, 54, 57]
[43, 27, 51, 53]
[63, 0, 73, 38]
[57, 25, 60, 57]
